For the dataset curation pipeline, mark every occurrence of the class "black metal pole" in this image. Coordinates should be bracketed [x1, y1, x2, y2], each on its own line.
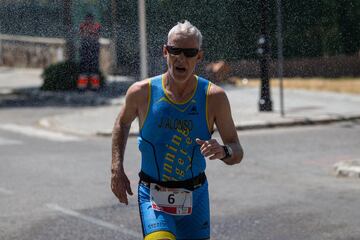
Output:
[258, 0, 272, 111]
[276, 0, 285, 116]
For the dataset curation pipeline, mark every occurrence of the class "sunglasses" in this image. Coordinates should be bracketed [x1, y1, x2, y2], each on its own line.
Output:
[165, 45, 199, 58]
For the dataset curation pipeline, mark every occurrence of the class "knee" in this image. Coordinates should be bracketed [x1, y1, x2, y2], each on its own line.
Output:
[144, 230, 176, 240]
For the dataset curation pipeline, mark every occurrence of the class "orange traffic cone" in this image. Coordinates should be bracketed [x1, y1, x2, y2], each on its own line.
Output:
[77, 75, 89, 90]
[90, 74, 100, 90]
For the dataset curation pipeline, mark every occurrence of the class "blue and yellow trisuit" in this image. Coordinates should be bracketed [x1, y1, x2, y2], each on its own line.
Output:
[138, 74, 212, 239]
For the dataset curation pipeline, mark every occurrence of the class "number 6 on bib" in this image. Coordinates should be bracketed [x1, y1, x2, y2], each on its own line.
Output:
[150, 183, 193, 215]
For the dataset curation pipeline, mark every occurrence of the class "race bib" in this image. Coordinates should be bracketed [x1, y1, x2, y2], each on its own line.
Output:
[150, 183, 193, 215]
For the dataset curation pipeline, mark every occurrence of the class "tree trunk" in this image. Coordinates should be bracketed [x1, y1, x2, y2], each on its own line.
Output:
[63, 0, 75, 62]
[111, 0, 119, 74]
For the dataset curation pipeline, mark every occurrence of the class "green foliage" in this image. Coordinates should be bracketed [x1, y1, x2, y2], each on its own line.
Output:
[277, 0, 360, 58]
[1, 0, 359, 62]
[41, 61, 106, 91]
[41, 61, 78, 91]
[147, 0, 261, 61]
[146, 0, 360, 60]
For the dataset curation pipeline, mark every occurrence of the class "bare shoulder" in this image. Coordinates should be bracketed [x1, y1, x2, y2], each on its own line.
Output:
[206, 82, 231, 129]
[127, 79, 150, 97]
[207, 83, 228, 105]
[125, 79, 150, 103]
[208, 83, 230, 118]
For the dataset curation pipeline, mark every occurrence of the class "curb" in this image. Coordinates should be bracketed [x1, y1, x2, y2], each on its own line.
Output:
[235, 115, 360, 131]
[95, 115, 360, 137]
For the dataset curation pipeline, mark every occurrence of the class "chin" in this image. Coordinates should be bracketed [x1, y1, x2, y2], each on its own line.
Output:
[171, 71, 192, 82]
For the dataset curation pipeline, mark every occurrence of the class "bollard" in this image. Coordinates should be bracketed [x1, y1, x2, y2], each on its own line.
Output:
[90, 74, 100, 90]
[77, 74, 89, 90]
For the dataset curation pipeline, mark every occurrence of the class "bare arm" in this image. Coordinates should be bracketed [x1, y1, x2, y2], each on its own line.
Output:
[213, 86, 243, 165]
[111, 103, 136, 174]
[197, 84, 244, 165]
[111, 82, 146, 204]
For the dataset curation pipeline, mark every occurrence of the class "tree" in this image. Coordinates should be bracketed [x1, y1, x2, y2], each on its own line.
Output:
[338, 0, 360, 54]
[111, 0, 120, 73]
[63, 0, 75, 61]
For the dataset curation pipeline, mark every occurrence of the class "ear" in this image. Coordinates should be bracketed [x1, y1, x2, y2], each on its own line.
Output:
[197, 50, 204, 62]
[163, 45, 168, 58]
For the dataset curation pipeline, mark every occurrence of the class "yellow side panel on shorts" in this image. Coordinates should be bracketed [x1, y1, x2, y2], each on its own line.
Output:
[144, 230, 176, 240]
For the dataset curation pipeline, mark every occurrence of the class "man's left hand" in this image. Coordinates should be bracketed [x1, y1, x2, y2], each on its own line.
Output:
[196, 138, 225, 160]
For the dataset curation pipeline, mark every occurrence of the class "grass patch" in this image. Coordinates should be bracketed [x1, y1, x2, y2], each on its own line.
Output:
[230, 77, 360, 94]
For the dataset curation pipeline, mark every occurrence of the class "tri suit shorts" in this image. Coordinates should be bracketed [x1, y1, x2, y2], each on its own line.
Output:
[138, 180, 210, 240]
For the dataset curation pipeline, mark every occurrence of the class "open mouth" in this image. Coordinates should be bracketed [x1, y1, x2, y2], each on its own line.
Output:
[175, 66, 186, 72]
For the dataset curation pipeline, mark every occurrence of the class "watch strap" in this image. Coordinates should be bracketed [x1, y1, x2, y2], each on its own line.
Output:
[220, 145, 231, 160]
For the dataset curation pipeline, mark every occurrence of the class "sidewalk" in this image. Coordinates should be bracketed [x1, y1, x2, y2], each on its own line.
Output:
[37, 83, 360, 136]
[0, 67, 43, 93]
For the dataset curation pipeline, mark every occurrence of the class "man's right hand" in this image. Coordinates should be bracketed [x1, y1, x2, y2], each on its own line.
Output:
[111, 170, 133, 205]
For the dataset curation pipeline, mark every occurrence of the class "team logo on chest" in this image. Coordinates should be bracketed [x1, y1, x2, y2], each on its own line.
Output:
[188, 105, 198, 115]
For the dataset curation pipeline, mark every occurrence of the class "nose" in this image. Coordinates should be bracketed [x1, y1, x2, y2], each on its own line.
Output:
[175, 52, 186, 62]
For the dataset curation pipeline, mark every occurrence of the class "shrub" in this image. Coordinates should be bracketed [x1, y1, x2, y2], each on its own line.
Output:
[41, 61, 106, 91]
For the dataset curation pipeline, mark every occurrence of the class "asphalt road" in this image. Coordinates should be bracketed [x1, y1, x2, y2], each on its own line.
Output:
[1, 122, 360, 240]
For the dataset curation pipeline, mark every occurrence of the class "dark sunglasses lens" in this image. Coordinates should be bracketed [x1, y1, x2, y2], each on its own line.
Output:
[183, 49, 199, 57]
[166, 46, 181, 55]
[166, 46, 199, 57]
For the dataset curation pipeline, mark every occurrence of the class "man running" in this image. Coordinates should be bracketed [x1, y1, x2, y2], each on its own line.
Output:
[111, 20, 244, 240]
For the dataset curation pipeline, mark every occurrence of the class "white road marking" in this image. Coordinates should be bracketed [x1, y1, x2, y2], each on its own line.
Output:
[0, 137, 22, 145]
[46, 203, 142, 238]
[0, 187, 14, 195]
[0, 124, 81, 142]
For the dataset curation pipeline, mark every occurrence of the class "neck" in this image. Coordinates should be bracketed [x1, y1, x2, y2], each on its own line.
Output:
[165, 72, 196, 100]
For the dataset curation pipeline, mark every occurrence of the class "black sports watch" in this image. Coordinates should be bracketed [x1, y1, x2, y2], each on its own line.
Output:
[220, 145, 233, 160]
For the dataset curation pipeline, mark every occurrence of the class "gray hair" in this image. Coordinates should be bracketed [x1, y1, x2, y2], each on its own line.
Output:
[167, 20, 203, 49]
